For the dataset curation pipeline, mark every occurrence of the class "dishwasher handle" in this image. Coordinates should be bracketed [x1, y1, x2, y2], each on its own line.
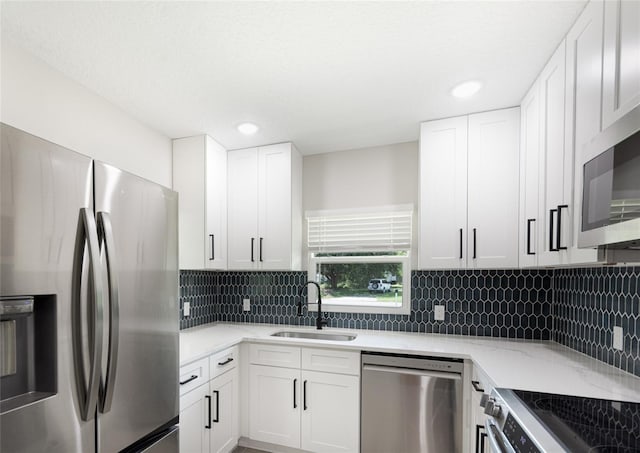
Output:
[363, 364, 461, 380]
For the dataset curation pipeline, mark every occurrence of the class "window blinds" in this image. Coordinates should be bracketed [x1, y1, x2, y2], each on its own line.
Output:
[306, 205, 413, 253]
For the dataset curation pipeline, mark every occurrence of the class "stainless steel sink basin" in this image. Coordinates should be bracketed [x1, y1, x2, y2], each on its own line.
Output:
[271, 331, 357, 341]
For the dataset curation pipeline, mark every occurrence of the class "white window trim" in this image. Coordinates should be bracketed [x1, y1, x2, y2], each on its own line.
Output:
[307, 254, 411, 315]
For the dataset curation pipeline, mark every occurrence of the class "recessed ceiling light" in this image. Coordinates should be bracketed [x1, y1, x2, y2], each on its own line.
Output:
[451, 80, 482, 98]
[237, 122, 259, 135]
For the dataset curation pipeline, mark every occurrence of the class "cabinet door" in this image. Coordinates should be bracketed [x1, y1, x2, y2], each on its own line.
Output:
[205, 136, 227, 270]
[519, 82, 541, 267]
[210, 369, 239, 453]
[566, 0, 604, 265]
[173, 135, 207, 269]
[249, 365, 301, 448]
[301, 370, 359, 453]
[180, 383, 210, 453]
[419, 116, 468, 269]
[257, 143, 292, 270]
[227, 148, 259, 270]
[538, 41, 570, 267]
[602, 0, 640, 128]
[467, 108, 520, 268]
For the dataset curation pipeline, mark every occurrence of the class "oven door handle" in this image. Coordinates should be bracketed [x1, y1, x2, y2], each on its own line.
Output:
[485, 418, 516, 453]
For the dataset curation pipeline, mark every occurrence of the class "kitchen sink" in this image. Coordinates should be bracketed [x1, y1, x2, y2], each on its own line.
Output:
[271, 331, 357, 341]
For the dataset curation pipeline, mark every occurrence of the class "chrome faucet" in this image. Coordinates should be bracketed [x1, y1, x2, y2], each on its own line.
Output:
[298, 281, 328, 330]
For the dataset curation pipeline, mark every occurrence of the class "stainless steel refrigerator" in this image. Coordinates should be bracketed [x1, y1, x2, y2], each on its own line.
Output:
[0, 123, 179, 452]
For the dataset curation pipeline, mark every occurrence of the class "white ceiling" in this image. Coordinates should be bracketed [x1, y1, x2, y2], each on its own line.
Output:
[1, 1, 587, 155]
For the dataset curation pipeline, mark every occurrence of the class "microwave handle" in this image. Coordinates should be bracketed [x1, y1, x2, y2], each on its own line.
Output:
[549, 209, 558, 252]
[557, 205, 568, 250]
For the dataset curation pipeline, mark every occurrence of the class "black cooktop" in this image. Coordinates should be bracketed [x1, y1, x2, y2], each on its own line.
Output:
[513, 390, 640, 453]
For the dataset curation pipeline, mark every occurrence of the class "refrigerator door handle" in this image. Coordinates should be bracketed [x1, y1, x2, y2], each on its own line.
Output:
[72, 207, 105, 421]
[97, 211, 120, 413]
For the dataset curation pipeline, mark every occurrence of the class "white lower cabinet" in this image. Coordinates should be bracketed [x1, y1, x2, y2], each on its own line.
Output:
[179, 347, 240, 453]
[469, 366, 494, 453]
[249, 365, 301, 448]
[248, 344, 360, 453]
[210, 369, 239, 453]
[300, 370, 359, 453]
[180, 383, 211, 453]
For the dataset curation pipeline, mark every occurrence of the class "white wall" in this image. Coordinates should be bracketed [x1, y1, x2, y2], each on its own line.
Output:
[302, 141, 419, 265]
[303, 141, 418, 211]
[1, 40, 172, 187]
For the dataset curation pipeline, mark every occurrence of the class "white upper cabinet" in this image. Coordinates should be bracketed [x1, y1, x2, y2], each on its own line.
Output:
[173, 135, 227, 269]
[519, 82, 542, 267]
[566, 0, 604, 265]
[602, 0, 640, 129]
[227, 147, 259, 270]
[419, 116, 468, 269]
[227, 143, 302, 270]
[537, 41, 571, 267]
[467, 108, 520, 269]
[419, 108, 520, 269]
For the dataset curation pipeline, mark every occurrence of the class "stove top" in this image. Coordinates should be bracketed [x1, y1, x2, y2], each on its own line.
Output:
[512, 390, 640, 453]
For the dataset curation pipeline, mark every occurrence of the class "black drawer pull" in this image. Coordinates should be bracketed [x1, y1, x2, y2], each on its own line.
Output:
[526, 219, 535, 255]
[179, 375, 198, 385]
[473, 228, 477, 259]
[212, 390, 220, 423]
[205, 395, 211, 429]
[549, 209, 558, 251]
[293, 378, 297, 409]
[557, 205, 568, 250]
[259, 237, 264, 262]
[217, 357, 234, 366]
[303, 380, 308, 410]
[471, 380, 484, 393]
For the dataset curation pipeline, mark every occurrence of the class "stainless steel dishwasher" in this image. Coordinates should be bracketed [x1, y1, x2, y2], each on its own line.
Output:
[361, 352, 464, 453]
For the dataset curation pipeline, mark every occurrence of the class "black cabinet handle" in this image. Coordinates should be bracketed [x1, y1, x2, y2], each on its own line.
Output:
[209, 234, 215, 261]
[459, 228, 463, 259]
[471, 380, 485, 393]
[251, 238, 255, 262]
[205, 395, 211, 429]
[557, 205, 568, 250]
[293, 378, 297, 409]
[212, 390, 220, 423]
[476, 424, 487, 453]
[217, 357, 234, 366]
[303, 380, 307, 410]
[549, 209, 558, 251]
[179, 375, 198, 385]
[259, 237, 263, 262]
[472, 228, 477, 259]
[526, 219, 535, 255]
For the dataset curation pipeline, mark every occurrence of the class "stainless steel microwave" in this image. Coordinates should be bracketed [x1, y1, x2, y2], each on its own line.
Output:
[579, 105, 640, 249]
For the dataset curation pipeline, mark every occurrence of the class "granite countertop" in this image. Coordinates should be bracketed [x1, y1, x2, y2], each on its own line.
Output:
[180, 322, 640, 403]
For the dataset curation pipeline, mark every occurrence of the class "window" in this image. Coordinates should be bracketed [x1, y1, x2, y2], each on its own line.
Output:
[306, 206, 412, 314]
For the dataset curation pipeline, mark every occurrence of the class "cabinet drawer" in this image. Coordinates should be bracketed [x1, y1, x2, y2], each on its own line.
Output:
[249, 343, 301, 368]
[301, 348, 360, 376]
[179, 357, 209, 396]
[210, 345, 239, 378]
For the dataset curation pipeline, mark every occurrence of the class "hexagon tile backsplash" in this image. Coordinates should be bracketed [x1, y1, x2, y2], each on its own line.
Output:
[554, 267, 640, 378]
[179, 266, 640, 377]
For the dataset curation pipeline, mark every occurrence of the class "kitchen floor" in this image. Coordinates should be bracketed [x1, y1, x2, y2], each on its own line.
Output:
[232, 447, 270, 453]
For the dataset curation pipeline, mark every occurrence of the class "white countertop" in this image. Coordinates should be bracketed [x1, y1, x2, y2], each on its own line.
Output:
[180, 322, 640, 403]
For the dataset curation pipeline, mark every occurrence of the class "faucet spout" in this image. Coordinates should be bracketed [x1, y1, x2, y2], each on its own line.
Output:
[298, 280, 328, 330]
